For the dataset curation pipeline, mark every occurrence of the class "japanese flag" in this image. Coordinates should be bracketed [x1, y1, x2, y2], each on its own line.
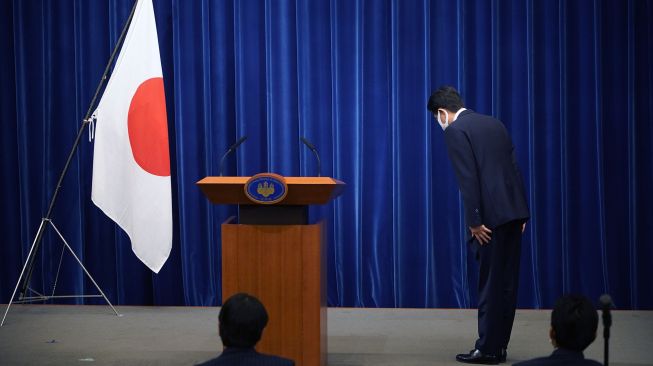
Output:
[92, 0, 171, 273]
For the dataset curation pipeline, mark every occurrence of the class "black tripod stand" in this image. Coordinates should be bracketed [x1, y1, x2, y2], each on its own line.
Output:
[1, 0, 140, 327]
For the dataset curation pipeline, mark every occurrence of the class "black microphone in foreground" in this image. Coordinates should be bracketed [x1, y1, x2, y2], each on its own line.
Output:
[218, 136, 247, 176]
[301, 136, 321, 177]
[599, 294, 613, 366]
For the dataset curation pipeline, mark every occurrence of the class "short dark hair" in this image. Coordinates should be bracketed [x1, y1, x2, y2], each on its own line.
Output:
[427, 85, 464, 113]
[219, 293, 269, 348]
[551, 294, 598, 352]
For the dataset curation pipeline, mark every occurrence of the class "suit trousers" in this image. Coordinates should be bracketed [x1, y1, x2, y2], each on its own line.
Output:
[472, 220, 523, 355]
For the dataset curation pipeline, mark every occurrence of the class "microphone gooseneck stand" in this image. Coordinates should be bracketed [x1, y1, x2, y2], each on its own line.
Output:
[300, 137, 321, 177]
[599, 294, 613, 366]
[218, 136, 247, 176]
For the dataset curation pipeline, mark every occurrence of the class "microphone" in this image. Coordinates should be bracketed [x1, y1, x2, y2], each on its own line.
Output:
[599, 294, 613, 366]
[218, 136, 247, 176]
[599, 294, 613, 310]
[301, 136, 321, 177]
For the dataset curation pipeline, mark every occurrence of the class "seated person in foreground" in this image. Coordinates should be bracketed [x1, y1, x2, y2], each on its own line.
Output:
[196, 292, 294, 366]
[513, 294, 602, 366]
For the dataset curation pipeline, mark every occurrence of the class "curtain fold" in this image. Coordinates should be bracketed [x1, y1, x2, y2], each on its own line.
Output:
[1, 0, 652, 309]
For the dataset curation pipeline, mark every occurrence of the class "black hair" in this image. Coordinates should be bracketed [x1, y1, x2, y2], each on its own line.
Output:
[551, 294, 598, 352]
[219, 293, 269, 348]
[427, 85, 465, 113]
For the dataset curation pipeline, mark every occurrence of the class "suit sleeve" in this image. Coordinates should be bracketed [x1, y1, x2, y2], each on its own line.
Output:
[444, 127, 483, 227]
[511, 143, 531, 220]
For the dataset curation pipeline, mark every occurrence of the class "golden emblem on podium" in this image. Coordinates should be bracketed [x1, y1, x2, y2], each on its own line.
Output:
[256, 182, 275, 197]
[244, 173, 288, 204]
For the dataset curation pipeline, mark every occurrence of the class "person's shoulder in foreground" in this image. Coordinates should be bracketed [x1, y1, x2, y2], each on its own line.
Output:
[197, 347, 294, 366]
[513, 294, 602, 366]
[196, 293, 295, 366]
[512, 348, 603, 365]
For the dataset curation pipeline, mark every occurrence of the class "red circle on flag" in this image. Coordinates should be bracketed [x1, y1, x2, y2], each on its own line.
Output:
[128, 77, 170, 177]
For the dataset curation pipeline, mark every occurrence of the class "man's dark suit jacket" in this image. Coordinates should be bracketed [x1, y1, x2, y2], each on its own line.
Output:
[196, 347, 295, 366]
[513, 348, 603, 366]
[443, 109, 530, 230]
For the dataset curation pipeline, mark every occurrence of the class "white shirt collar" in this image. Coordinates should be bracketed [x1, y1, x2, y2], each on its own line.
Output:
[454, 108, 467, 121]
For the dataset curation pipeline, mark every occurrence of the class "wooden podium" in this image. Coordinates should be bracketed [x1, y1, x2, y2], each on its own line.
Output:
[197, 176, 344, 366]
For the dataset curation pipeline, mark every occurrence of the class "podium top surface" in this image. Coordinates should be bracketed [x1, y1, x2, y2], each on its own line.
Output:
[197, 176, 345, 205]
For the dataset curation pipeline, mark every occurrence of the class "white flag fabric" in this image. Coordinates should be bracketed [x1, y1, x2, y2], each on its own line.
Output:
[92, 0, 172, 273]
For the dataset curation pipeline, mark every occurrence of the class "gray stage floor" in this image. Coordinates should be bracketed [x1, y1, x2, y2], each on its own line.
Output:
[0, 305, 650, 366]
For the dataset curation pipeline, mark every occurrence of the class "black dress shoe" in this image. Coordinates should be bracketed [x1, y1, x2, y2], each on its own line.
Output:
[456, 349, 500, 364]
[498, 348, 507, 363]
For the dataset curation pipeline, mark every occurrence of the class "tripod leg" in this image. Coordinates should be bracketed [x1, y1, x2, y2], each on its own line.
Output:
[51, 235, 68, 298]
[49, 221, 120, 316]
[1, 219, 48, 327]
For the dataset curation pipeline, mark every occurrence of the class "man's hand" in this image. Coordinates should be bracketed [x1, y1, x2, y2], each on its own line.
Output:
[522, 222, 526, 233]
[470, 225, 492, 245]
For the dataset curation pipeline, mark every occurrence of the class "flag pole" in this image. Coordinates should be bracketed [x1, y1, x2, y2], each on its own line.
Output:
[2, 0, 140, 327]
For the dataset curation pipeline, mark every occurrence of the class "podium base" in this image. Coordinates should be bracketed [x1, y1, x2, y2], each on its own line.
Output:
[222, 220, 326, 366]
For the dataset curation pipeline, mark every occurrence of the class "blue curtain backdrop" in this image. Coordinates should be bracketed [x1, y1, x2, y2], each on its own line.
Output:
[1, 0, 652, 309]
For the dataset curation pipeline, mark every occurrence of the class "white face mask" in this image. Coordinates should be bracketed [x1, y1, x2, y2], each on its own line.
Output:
[437, 109, 449, 130]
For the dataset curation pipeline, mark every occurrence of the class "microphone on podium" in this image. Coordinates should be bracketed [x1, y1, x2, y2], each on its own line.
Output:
[301, 137, 321, 177]
[218, 136, 247, 176]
